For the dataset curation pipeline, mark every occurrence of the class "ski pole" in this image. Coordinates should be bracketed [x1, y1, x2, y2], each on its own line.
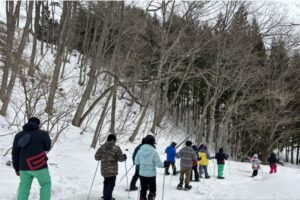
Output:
[125, 161, 130, 198]
[162, 171, 166, 200]
[120, 164, 134, 182]
[208, 162, 211, 176]
[169, 169, 173, 185]
[87, 161, 100, 200]
[228, 160, 232, 177]
[213, 159, 216, 179]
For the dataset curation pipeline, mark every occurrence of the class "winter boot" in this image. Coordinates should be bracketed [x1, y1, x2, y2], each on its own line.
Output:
[129, 186, 138, 191]
[177, 184, 183, 190]
[205, 175, 211, 179]
[184, 185, 192, 191]
[217, 176, 224, 179]
[165, 165, 170, 175]
[173, 170, 177, 175]
[101, 197, 115, 200]
[140, 197, 147, 200]
[148, 192, 156, 200]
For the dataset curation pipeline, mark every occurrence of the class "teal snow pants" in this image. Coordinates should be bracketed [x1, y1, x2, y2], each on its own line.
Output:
[17, 168, 51, 200]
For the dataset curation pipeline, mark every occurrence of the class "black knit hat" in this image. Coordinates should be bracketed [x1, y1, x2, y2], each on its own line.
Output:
[186, 140, 192, 146]
[145, 135, 155, 146]
[219, 148, 224, 153]
[192, 145, 197, 151]
[28, 117, 41, 126]
[141, 138, 146, 144]
[107, 134, 117, 142]
[171, 142, 177, 147]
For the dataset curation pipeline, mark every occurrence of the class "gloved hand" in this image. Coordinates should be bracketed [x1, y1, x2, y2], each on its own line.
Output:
[163, 160, 169, 168]
[15, 171, 20, 176]
[123, 154, 127, 160]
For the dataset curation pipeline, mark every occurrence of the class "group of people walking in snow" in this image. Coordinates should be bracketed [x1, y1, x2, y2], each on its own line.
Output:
[11, 117, 284, 200]
[166, 141, 228, 192]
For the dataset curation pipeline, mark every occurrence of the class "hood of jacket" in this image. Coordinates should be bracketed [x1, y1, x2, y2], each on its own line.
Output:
[102, 140, 116, 150]
[22, 122, 39, 131]
[139, 144, 156, 157]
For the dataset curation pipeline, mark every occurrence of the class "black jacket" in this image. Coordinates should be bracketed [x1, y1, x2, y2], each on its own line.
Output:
[268, 153, 283, 166]
[12, 123, 51, 172]
[215, 148, 228, 165]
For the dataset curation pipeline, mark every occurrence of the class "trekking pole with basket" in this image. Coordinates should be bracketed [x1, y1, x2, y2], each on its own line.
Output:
[87, 161, 100, 200]
[125, 161, 130, 198]
[228, 159, 232, 177]
[162, 171, 166, 200]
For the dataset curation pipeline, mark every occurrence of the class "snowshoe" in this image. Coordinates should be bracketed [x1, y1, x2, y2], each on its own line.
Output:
[148, 192, 156, 200]
[126, 186, 138, 191]
[177, 184, 183, 190]
[184, 185, 192, 191]
[101, 197, 115, 200]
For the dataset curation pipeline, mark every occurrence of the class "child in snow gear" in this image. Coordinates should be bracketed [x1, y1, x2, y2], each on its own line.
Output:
[129, 138, 146, 191]
[214, 148, 228, 179]
[165, 142, 177, 175]
[12, 117, 52, 200]
[267, 152, 284, 174]
[190, 145, 199, 181]
[250, 154, 261, 177]
[135, 135, 165, 200]
[198, 144, 214, 179]
[176, 140, 198, 190]
[95, 134, 127, 200]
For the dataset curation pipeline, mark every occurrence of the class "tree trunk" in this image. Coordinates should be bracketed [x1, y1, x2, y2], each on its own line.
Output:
[0, 1, 33, 116]
[110, 84, 117, 134]
[0, 1, 21, 101]
[72, 3, 112, 126]
[28, 1, 41, 76]
[79, 86, 113, 126]
[129, 104, 149, 142]
[291, 141, 294, 164]
[91, 92, 112, 148]
[285, 145, 289, 162]
[45, 2, 72, 115]
[296, 139, 299, 165]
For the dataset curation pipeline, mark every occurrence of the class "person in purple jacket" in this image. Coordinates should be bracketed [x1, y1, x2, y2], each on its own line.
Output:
[165, 142, 177, 175]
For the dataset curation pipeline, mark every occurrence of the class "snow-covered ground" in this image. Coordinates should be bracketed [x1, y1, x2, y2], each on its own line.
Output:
[1, 125, 300, 200]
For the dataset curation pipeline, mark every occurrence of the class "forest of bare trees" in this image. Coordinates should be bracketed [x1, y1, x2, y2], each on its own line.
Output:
[0, 1, 299, 164]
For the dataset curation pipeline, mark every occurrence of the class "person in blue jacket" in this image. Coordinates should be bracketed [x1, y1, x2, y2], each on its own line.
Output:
[165, 142, 177, 175]
[135, 135, 166, 200]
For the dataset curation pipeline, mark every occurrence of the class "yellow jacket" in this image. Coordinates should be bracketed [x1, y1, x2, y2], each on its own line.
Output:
[198, 151, 209, 166]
